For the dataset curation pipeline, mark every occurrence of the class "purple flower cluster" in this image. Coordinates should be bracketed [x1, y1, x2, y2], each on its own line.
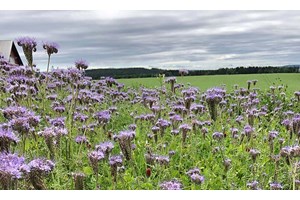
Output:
[179, 69, 189, 76]
[43, 42, 59, 56]
[95, 141, 114, 157]
[0, 152, 26, 180]
[2, 106, 40, 135]
[116, 130, 135, 160]
[249, 149, 260, 162]
[88, 150, 105, 175]
[179, 124, 192, 143]
[75, 135, 89, 144]
[247, 180, 260, 190]
[165, 77, 177, 93]
[94, 110, 111, 125]
[160, 179, 182, 190]
[205, 88, 225, 121]
[24, 158, 55, 190]
[155, 119, 171, 138]
[109, 155, 123, 182]
[212, 132, 224, 141]
[27, 158, 55, 174]
[0, 126, 19, 152]
[75, 59, 89, 70]
[16, 37, 37, 67]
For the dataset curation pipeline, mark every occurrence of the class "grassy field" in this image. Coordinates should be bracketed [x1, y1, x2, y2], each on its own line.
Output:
[119, 73, 300, 94]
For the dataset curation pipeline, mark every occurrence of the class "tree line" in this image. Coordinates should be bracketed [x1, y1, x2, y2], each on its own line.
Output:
[85, 66, 300, 79]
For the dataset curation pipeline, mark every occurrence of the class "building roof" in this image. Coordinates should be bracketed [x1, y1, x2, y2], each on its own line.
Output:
[0, 40, 23, 65]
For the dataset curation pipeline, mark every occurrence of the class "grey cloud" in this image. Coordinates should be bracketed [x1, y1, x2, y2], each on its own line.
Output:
[1, 10, 300, 70]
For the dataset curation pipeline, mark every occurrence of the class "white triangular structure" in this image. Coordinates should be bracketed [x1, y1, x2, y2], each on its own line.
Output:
[0, 40, 23, 65]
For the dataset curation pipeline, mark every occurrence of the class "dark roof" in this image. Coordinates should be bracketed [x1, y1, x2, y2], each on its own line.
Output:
[0, 40, 23, 65]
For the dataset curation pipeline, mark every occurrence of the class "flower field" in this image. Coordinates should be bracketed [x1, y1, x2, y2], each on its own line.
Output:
[1, 37, 300, 190]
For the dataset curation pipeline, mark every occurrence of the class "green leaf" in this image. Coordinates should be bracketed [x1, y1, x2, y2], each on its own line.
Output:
[83, 166, 93, 176]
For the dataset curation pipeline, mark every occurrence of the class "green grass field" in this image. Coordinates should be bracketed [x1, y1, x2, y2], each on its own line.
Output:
[119, 73, 300, 94]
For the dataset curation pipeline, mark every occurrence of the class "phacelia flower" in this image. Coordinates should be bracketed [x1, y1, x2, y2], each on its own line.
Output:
[109, 155, 123, 182]
[160, 179, 183, 190]
[43, 42, 59, 56]
[270, 182, 283, 190]
[179, 124, 192, 143]
[26, 158, 55, 190]
[247, 180, 260, 190]
[16, 37, 37, 67]
[95, 141, 114, 157]
[0, 152, 26, 189]
[75, 59, 88, 70]
[0, 127, 19, 152]
[116, 130, 135, 161]
[88, 150, 105, 175]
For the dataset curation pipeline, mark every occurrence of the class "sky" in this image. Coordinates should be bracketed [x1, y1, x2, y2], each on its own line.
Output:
[1, 10, 300, 71]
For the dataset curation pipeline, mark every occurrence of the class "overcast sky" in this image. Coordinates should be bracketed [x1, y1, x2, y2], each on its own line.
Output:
[1, 10, 300, 70]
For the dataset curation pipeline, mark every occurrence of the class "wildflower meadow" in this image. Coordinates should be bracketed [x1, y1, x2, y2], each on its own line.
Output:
[0, 37, 300, 190]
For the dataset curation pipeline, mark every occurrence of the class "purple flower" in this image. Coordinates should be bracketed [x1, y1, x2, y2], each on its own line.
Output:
[0, 127, 19, 152]
[186, 168, 201, 176]
[282, 119, 291, 130]
[38, 127, 56, 138]
[74, 113, 89, 123]
[128, 124, 137, 131]
[0, 152, 26, 180]
[94, 110, 111, 125]
[88, 150, 105, 175]
[43, 41, 59, 56]
[247, 180, 260, 190]
[249, 149, 260, 162]
[25, 158, 55, 190]
[156, 119, 171, 130]
[95, 141, 114, 156]
[205, 88, 224, 104]
[16, 37, 37, 67]
[2, 106, 28, 120]
[151, 126, 160, 133]
[205, 88, 225, 121]
[223, 158, 232, 171]
[179, 69, 189, 76]
[230, 128, 239, 138]
[179, 124, 192, 132]
[49, 117, 66, 128]
[109, 155, 123, 166]
[75, 59, 89, 70]
[280, 146, 291, 157]
[270, 182, 283, 190]
[160, 179, 182, 190]
[117, 130, 135, 141]
[109, 155, 123, 182]
[116, 130, 135, 160]
[236, 115, 244, 124]
[16, 37, 37, 49]
[165, 77, 177, 83]
[179, 124, 192, 143]
[171, 129, 180, 135]
[268, 131, 279, 142]
[9, 117, 31, 133]
[169, 150, 176, 157]
[155, 155, 170, 166]
[190, 173, 205, 184]
[27, 158, 55, 174]
[88, 150, 105, 162]
[75, 135, 89, 144]
[243, 125, 254, 138]
[212, 132, 224, 141]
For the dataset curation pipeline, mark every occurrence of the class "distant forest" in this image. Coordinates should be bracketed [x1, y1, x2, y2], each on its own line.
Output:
[85, 66, 300, 79]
